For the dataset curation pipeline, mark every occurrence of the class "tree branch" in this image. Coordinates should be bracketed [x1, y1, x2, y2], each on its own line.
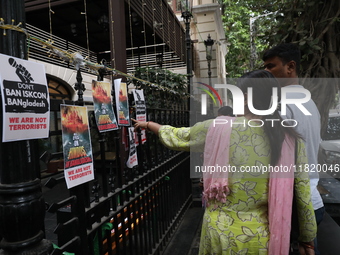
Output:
[317, 7, 340, 40]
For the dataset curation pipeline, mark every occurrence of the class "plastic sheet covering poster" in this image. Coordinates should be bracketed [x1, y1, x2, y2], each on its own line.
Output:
[114, 78, 130, 126]
[0, 53, 50, 142]
[127, 127, 138, 168]
[91, 80, 118, 132]
[61, 105, 94, 189]
[132, 89, 147, 145]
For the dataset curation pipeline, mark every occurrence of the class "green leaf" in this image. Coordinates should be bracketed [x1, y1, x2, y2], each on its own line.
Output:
[312, 38, 319, 44]
[244, 181, 256, 190]
[236, 233, 255, 243]
[242, 226, 255, 236]
[247, 190, 257, 195]
[238, 212, 252, 222]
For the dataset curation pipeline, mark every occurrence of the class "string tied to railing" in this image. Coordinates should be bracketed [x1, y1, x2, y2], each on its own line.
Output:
[0, 21, 190, 99]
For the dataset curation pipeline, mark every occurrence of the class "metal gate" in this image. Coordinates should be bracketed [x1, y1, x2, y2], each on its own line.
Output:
[45, 72, 191, 255]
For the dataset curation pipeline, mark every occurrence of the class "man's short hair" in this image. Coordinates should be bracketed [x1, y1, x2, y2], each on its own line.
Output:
[218, 106, 234, 116]
[262, 43, 301, 74]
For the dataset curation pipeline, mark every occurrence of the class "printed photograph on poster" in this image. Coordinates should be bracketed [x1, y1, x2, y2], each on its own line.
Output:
[132, 89, 147, 122]
[114, 78, 130, 126]
[127, 127, 138, 168]
[0, 53, 50, 142]
[61, 105, 94, 189]
[132, 89, 147, 145]
[92, 80, 118, 132]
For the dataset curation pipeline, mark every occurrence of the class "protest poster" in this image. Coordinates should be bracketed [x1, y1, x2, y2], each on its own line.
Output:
[126, 127, 138, 168]
[61, 105, 94, 189]
[91, 80, 118, 132]
[134, 127, 146, 146]
[132, 89, 147, 145]
[0, 53, 50, 142]
[132, 89, 147, 121]
[114, 78, 130, 126]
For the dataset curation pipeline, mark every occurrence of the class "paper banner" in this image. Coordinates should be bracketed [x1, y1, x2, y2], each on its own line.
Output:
[132, 89, 147, 145]
[61, 105, 94, 189]
[132, 89, 147, 121]
[114, 78, 130, 126]
[92, 80, 118, 132]
[126, 127, 138, 168]
[0, 53, 50, 142]
[134, 130, 146, 146]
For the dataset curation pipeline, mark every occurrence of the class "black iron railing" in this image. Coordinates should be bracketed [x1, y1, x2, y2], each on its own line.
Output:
[45, 71, 191, 255]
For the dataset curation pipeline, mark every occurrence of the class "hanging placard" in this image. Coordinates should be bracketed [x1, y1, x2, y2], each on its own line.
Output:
[92, 80, 118, 132]
[132, 89, 147, 121]
[134, 128, 146, 146]
[127, 127, 138, 168]
[0, 53, 50, 142]
[114, 78, 130, 126]
[61, 105, 94, 189]
[132, 89, 147, 145]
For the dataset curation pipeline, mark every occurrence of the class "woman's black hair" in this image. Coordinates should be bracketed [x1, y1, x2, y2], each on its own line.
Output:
[218, 106, 234, 116]
[237, 70, 301, 166]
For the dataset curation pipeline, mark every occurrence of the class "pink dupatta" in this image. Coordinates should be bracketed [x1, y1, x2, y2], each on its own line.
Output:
[203, 116, 295, 255]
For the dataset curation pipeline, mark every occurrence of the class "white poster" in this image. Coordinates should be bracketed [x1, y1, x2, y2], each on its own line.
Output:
[132, 89, 147, 121]
[132, 89, 147, 145]
[127, 127, 138, 168]
[134, 130, 146, 146]
[0, 53, 50, 142]
[114, 78, 130, 126]
[61, 105, 94, 189]
[92, 80, 118, 132]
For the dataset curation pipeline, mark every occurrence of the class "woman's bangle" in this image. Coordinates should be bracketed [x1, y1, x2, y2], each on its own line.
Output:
[300, 242, 314, 250]
[146, 121, 151, 131]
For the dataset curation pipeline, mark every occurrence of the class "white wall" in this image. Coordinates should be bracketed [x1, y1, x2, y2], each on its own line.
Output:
[191, 2, 230, 106]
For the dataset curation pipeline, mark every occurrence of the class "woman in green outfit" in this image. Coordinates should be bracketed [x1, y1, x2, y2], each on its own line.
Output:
[132, 70, 316, 255]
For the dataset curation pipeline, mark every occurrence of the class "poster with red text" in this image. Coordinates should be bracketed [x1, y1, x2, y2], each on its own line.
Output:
[127, 127, 138, 168]
[114, 79, 130, 126]
[61, 105, 94, 189]
[0, 53, 50, 142]
[92, 80, 118, 132]
[132, 89, 147, 145]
